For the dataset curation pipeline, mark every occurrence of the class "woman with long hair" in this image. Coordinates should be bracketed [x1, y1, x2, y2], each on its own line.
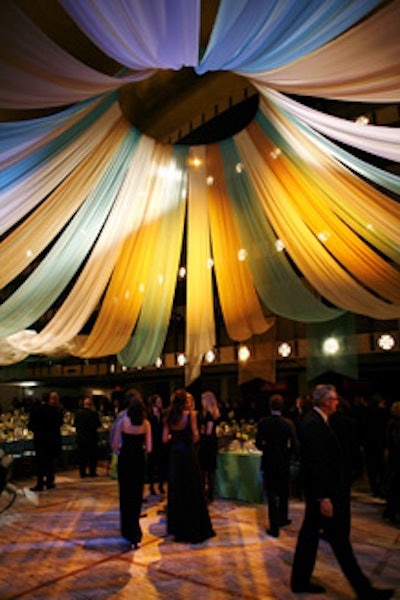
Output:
[163, 389, 215, 543]
[112, 389, 152, 548]
[198, 390, 220, 503]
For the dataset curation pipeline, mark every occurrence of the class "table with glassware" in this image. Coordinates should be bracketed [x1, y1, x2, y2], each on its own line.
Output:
[215, 444, 263, 504]
[0, 411, 113, 473]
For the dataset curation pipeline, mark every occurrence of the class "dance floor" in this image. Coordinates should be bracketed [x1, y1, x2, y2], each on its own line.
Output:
[0, 462, 399, 600]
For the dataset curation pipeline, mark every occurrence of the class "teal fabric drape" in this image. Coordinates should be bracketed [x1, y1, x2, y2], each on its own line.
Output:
[306, 312, 358, 381]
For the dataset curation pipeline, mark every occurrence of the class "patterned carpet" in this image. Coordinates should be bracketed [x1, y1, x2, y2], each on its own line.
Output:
[0, 463, 399, 599]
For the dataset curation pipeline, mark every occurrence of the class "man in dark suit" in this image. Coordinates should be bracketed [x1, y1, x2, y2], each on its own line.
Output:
[29, 391, 63, 491]
[291, 384, 393, 599]
[256, 394, 298, 537]
[74, 396, 102, 478]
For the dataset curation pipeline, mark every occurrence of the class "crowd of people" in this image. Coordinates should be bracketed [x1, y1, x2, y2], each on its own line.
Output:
[15, 383, 400, 598]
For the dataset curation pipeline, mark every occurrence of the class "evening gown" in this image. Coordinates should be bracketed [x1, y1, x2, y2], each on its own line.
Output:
[117, 431, 145, 545]
[167, 416, 216, 543]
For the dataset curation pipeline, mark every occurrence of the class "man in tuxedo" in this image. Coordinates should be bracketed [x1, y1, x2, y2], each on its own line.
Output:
[256, 394, 298, 537]
[291, 384, 393, 599]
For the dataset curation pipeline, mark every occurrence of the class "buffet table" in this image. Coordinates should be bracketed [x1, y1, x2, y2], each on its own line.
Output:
[216, 450, 263, 503]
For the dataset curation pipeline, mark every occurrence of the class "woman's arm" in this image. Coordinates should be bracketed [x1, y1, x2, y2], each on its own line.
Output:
[205, 418, 214, 436]
[190, 410, 200, 443]
[111, 417, 123, 453]
[144, 419, 152, 453]
[162, 422, 170, 444]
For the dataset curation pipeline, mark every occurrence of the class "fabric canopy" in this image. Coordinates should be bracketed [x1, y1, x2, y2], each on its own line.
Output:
[0, 0, 399, 382]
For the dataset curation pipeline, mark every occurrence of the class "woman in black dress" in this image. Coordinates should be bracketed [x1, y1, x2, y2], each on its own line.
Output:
[163, 389, 215, 543]
[112, 389, 152, 548]
[198, 390, 220, 503]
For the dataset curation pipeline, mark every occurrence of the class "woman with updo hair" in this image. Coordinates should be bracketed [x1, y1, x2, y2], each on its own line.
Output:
[112, 389, 152, 548]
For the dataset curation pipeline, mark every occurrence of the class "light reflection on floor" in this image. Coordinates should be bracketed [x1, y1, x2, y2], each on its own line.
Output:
[0, 464, 399, 599]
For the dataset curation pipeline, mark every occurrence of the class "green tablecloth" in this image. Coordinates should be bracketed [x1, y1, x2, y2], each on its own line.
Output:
[216, 451, 263, 503]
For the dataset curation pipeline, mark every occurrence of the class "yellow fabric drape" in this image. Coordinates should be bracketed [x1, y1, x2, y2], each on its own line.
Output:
[257, 98, 400, 262]
[185, 146, 215, 384]
[246, 119, 400, 304]
[235, 124, 400, 318]
[206, 143, 271, 340]
[5, 136, 156, 354]
[117, 151, 187, 367]
[72, 143, 176, 357]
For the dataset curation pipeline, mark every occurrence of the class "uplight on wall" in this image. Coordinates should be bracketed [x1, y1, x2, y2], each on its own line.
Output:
[322, 337, 340, 355]
[238, 345, 251, 362]
[278, 342, 292, 358]
[377, 334, 396, 351]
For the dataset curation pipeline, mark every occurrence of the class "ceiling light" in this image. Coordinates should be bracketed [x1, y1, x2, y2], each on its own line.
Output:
[155, 357, 163, 368]
[178, 266, 186, 279]
[238, 248, 247, 261]
[275, 239, 285, 252]
[317, 231, 330, 243]
[270, 147, 281, 159]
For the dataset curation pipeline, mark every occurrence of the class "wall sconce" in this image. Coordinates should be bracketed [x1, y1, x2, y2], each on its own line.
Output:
[322, 337, 340, 355]
[278, 342, 292, 358]
[238, 345, 251, 362]
[176, 353, 187, 367]
[203, 349, 217, 364]
[376, 333, 396, 351]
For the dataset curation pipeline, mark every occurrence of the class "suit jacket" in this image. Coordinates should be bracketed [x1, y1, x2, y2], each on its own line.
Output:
[256, 413, 298, 475]
[298, 408, 345, 501]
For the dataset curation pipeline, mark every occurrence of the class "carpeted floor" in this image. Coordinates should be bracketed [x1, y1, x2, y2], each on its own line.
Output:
[0, 462, 399, 599]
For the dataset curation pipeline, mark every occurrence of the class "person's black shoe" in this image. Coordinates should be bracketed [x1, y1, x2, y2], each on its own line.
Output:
[291, 582, 326, 594]
[357, 588, 394, 600]
[266, 528, 279, 538]
[30, 485, 44, 492]
[280, 519, 292, 526]
[46, 482, 56, 489]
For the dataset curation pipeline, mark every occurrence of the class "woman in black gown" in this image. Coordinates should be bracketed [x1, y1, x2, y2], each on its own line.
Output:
[198, 390, 220, 503]
[163, 389, 215, 543]
[112, 389, 152, 548]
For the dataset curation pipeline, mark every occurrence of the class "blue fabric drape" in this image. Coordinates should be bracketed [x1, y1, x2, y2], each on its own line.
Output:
[61, 0, 200, 70]
[196, 0, 383, 74]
